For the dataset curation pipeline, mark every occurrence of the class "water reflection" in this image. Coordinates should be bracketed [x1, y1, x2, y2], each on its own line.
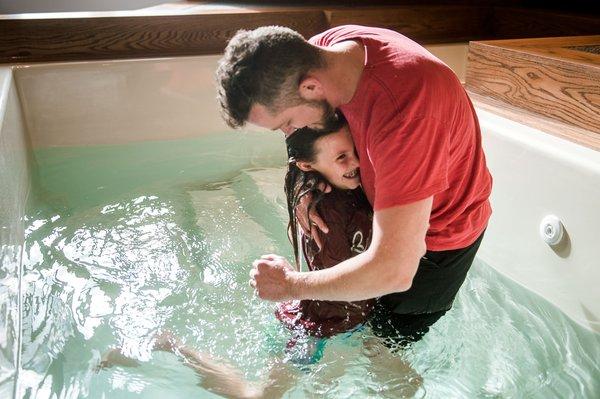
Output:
[21, 193, 198, 396]
[18, 169, 600, 399]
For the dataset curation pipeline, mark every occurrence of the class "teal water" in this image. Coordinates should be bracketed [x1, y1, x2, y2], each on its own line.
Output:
[18, 131, 600, 398]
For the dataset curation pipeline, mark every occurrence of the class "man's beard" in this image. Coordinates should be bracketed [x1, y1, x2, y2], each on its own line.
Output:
[307, 100, 343, 133]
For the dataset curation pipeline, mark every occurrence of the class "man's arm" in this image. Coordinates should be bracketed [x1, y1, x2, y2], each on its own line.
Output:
[250, 196, 432, 302]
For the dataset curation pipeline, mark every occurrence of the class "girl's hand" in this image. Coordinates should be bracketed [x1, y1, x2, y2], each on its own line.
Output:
[295, 183, 331, 249]
[95, 348, 140, 372]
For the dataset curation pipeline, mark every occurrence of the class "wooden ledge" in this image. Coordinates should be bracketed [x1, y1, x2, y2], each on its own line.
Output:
[0, 4, 494, 64]
[468, 90, 600, 151]
[0, 9, 329, 63]
[466, 36, 600, 136]
[1, 4, 599, 64]
[471, 36, 600, 69]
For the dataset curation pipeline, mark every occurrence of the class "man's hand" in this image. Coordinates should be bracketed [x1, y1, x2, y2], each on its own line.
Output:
[250, 254, 297, 301]
[295, 184, 331, 249]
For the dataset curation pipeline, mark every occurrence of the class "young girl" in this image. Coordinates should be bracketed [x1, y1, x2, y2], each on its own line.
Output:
[274, 115, 375, 363]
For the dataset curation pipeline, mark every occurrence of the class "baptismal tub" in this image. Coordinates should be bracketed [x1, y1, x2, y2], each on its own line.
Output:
[0, 45, 598, 398]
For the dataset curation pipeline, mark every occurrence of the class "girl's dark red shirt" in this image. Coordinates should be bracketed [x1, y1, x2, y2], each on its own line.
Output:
[275, 188, 376, 337]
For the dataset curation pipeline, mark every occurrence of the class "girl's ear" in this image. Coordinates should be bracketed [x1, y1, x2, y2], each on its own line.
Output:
[296, 161, 313, 172]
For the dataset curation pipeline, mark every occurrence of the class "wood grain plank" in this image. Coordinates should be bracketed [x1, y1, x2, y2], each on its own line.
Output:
[0, 4, 494, 63]
[492, 8, 600, 39]
[0, 10, 329, 63]
[476, 35, 600, 48]
[468, 89, 600, 151]
[517, 46, 600, 68]
[1, 4, 598, 63]
[473, 36, 600, 67]
[466, 40, 600, 133]
[326, 5, 493, 44]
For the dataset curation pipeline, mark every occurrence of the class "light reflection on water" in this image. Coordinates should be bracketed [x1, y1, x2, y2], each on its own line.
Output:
[19, 164, 600, 398]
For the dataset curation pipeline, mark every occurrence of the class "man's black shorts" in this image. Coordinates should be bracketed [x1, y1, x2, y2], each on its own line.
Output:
[368, 231, 485, 344]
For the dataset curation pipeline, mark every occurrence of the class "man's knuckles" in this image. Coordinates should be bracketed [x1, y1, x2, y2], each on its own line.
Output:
[257, 261, 273, 272]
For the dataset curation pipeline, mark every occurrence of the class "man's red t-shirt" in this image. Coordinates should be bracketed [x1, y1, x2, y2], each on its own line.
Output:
[309, 25, 492, 251]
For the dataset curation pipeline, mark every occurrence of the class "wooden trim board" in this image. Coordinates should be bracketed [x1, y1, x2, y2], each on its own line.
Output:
[0, 9, 329, 63]
[468, 90, 600, 151]
[466, 36, 600, 135]
[1, 4, 598, 64]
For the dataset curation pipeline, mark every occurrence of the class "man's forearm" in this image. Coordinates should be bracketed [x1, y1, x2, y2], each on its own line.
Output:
[252, 198, 432, 303]
[289, 249, 418, 302]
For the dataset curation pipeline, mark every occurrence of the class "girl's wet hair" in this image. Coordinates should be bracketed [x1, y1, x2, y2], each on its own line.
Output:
[284, 112, 347, 269]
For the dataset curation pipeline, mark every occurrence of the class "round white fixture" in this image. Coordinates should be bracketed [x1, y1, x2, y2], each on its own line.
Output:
[539, 215, 564, 246]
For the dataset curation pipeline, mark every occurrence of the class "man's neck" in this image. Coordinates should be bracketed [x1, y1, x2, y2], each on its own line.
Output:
[318, 40, 365, 107]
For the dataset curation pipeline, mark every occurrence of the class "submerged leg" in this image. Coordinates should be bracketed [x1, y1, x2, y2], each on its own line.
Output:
[180, 347, 297, 399]
[97, 330, 297, 399]
[362, 337, 423, 398]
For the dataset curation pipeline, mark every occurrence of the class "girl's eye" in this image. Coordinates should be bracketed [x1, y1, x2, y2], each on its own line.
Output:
[337, 153, 346, 161]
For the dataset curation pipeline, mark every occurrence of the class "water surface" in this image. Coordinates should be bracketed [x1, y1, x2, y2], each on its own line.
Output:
[17, 132, 600, 398]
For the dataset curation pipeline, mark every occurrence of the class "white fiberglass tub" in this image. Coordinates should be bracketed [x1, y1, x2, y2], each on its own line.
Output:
[1, 44, 598, 398]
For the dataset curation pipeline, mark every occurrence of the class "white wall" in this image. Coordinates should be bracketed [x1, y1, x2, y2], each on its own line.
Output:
[0, 0, 168, 14]
[0, 67, 29, 398]
[14, 56, 236, 148]
[13, 44, 467, 149]
[425, 43, 468, 83]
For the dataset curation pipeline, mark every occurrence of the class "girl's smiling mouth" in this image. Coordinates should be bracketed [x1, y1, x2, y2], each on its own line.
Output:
[344, 168, 360, 179]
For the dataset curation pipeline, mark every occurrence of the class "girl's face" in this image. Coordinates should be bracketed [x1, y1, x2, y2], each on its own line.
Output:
[298, 127, 361, 190]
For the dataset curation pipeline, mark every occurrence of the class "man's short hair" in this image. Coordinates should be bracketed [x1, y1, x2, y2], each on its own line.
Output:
[215, 26, 324, 128]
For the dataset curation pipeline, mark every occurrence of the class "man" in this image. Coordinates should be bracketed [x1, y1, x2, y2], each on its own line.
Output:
[216, 25, 492, 341]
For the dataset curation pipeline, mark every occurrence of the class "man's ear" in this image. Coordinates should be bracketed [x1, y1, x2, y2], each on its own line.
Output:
[296, 161, 313, 172]
[298, 76, 324, 101]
